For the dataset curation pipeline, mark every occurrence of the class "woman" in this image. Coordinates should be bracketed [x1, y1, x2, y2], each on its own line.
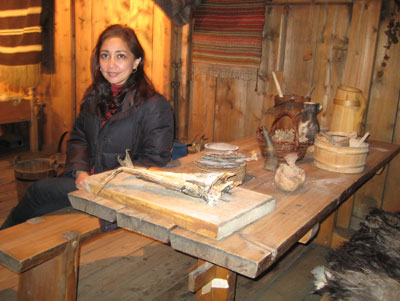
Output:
[1, 24, 174, 230]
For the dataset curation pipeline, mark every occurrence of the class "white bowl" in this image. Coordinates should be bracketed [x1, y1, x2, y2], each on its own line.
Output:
[204, 142, 239, 153]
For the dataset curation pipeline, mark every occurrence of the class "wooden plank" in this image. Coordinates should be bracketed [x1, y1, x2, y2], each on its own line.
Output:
[313, 4, 351, 129]
[116, 207, 176, 243]
[214, 78, 248, 142]
[128, 1, 154, 80]
[0, 210, 100, 273]
[50, 0, 73, 149]
[260, 5, 284, 129]
[189, 73, 217, 142]
[152, 4, 172, 100]
[84, 172, 276, 240]
[341, 0, 382, 97]
[244, 80, 265, 138]
[169, 138, 400, 278]
[69, 189, 176, 242]
[68, 189, 125, 222]
[276, 6, 289, 72]
[283, 5, 316, 96]
[177, 23, 192, 141]
[364, 0, 400, 213]
[29, 89, 39, 152]
[74, 0, 92, 114]
[337, 0, 383, 220]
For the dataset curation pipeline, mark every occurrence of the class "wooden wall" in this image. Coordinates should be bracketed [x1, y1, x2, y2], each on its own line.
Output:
[0, 0, 398, 216]
[185, 0, 400, 219]
[10, 0, 173, 152]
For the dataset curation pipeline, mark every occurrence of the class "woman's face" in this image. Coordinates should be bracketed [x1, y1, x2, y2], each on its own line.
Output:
[99, 37, 141, 85]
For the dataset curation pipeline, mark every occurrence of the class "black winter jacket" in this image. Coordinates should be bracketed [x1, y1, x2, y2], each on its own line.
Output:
[64, 89, 174, 176]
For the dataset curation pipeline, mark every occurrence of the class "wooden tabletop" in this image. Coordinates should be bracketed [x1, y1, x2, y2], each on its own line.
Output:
[69, 137, 400, 278]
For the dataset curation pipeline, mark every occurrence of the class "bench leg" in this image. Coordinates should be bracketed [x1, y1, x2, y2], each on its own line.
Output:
[189, 260, 237, 301]
[18, 231, 80, 301]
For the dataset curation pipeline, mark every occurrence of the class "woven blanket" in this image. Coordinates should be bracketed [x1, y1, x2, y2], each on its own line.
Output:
[192, 0, 265, 81]
[313, 209, 400, 300]
[0, 0, 42, 88]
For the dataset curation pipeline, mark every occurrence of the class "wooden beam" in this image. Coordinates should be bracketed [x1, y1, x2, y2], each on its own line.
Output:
[188, 261, 216, 292]
[195, 262, 237, 301]
[336, 195, 354, 229]
[313, 210, 336, 248]
[29, 88, 39, 153]
[298, 223, 319, 244]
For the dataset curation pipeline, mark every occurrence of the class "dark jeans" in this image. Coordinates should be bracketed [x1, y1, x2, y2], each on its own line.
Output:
[1, 176, 76, 229]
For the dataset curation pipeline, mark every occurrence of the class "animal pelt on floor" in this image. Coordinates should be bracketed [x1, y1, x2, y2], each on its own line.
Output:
[312, 208, 400, 301]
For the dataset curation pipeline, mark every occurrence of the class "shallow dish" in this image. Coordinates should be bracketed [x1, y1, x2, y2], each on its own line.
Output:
[204, 142, 239, 153]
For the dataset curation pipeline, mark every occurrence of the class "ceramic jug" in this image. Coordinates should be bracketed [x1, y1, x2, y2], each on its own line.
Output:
[296, 102, 322, 143]
[329, 86, 366, 135]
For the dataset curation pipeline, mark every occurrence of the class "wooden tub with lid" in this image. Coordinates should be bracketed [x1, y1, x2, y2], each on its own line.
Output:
[313, 132, 369, 174]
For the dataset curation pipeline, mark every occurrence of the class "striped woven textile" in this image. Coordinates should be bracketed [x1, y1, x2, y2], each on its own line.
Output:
[192, 0, 265, 80]
[0, 0, 42, 88]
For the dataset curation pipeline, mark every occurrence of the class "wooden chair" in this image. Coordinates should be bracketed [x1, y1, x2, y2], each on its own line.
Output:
[0, 207, 101, 300]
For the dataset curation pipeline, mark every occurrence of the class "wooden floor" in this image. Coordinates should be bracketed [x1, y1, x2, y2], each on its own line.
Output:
[0, 152, 328, 300]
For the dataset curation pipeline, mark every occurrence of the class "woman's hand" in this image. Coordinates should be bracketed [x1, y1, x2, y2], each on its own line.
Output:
[75, 171, 90, 190]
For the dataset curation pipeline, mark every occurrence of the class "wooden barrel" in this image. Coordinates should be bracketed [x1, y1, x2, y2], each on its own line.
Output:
[14, 158, 57, 202]
[313, 133, 369, 174]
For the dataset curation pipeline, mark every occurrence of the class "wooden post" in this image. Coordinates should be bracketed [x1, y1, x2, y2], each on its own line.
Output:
[17, 231, 80, 301]
[190, 260, 237, 301]
[313, 210, 336, 248]
[336, 195, 354, 229]
[29, 88, 39, 153]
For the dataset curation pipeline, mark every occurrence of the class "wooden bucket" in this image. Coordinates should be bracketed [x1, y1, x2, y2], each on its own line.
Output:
[329, 86, 366, 135]
[313, 133, 369, 174]
[14, 158, 58, 202]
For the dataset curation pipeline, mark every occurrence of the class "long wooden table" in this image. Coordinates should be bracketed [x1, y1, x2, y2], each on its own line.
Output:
[68, 137, 400, 300]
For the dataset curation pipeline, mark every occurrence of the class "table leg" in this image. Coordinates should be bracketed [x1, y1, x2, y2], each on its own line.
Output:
[313, 210, 336, 248]
[189, 259, 237, 301]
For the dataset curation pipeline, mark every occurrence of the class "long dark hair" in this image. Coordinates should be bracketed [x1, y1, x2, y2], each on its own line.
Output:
[88, 24, 154, 117]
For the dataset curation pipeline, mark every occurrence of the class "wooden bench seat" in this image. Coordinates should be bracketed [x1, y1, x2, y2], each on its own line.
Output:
[0, 207, 101, 300]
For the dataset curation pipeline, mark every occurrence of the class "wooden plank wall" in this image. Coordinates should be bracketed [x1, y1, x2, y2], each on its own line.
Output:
[0, 0, 173, 152]
[186, 0, 399, 218]
[0, 0, 398, 216]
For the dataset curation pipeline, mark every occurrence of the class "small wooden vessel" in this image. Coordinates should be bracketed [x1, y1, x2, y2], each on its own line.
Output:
[313, 132, 369, 174]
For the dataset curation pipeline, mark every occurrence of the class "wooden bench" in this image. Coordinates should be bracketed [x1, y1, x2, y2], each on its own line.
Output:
[0, 207, 101, 300]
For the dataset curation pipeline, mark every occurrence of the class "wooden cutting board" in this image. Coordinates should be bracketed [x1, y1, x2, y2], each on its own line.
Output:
[84, 171, 275, 240]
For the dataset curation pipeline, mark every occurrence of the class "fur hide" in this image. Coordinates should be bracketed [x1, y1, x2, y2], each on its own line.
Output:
[313, 209, 400, 300]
